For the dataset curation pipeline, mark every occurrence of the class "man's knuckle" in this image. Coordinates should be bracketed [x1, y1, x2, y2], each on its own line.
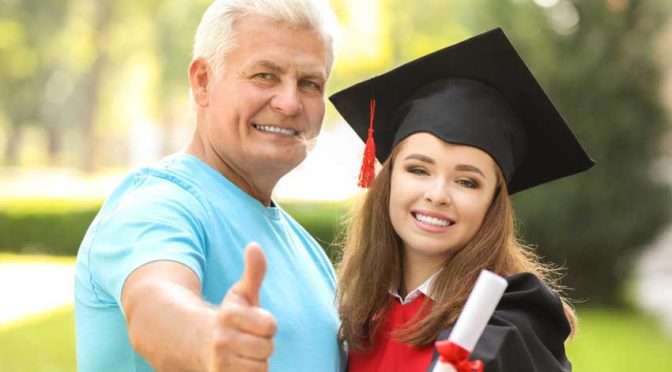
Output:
[218, 306, 238, 325]
[213, 330, 236, 350]
[264, 339, 274, 358]
[253, 361, 269, 372]
[264, 317, 277, 335]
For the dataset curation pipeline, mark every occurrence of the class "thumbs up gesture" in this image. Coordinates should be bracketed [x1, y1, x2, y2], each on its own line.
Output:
[209, 243, 277, 371]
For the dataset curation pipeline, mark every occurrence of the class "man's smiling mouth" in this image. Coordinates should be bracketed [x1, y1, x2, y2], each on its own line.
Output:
[253, 124, 300, 137]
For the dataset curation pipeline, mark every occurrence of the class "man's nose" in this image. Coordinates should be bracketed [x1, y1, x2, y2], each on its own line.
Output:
[270, 84, 302, 116]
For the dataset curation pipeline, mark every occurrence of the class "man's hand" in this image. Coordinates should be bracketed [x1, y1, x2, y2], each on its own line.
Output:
[209, 243, 277, 371]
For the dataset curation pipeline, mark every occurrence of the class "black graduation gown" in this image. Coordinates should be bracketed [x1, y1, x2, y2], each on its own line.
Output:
[426, 272, 572, 372]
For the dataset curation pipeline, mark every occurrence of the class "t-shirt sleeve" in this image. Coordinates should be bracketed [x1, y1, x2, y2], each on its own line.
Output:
[429, 272, 572, 372]
[86, 180, 209, 308]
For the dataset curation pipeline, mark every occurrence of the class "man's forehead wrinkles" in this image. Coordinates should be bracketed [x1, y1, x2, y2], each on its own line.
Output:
[246, 59, 326, 79]
[253, 60, 286, 73]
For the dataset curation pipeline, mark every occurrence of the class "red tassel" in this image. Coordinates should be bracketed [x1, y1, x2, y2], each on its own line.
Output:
[358, 99, 377, 188]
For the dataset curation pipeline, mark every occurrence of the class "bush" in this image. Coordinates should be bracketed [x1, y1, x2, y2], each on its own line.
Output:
[0, 199, 350, 260]
[0, 200, 101, 256]
[281, 201, 351, 264]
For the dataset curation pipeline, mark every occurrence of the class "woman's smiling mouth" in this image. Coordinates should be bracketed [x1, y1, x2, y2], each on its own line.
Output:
[411, 211, 455, 233]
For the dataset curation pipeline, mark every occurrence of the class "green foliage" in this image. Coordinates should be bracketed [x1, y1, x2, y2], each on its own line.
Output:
[0, 0, 71, 164]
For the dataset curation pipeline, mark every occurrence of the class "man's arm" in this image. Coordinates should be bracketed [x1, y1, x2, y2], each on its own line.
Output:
[121, 244, 276, 372]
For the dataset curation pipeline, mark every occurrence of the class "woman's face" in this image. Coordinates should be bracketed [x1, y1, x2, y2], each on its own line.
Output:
[389, 133, 500, 266]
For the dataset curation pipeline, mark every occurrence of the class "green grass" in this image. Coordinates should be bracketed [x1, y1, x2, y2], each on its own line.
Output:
[568, 308, 672, 371]
[1, 305, 670, 371]
[0, 197, 102, 214]
[0, 253, 76, 264]
[0, 306, 76, 372]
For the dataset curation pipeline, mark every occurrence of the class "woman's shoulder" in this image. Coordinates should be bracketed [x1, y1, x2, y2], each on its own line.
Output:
[479, 272, 571, 371]
[498, 272, 570, 340]
[429, 272, 572, 372]
[502, 272, 566, 309]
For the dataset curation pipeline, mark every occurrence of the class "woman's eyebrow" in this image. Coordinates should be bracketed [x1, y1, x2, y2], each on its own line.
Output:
[403, 154, 434, 164]
[455, 164, 486, 178]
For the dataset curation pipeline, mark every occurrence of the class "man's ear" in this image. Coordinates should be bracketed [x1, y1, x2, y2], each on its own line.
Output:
[189, 59, 211, 107]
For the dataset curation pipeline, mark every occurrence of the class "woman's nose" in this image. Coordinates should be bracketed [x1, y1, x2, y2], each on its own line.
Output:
[424, 181, 452, 206]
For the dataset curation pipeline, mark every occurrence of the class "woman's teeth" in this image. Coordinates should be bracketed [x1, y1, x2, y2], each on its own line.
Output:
[414, 213, 451, 227]
[254, 124, 298, 136]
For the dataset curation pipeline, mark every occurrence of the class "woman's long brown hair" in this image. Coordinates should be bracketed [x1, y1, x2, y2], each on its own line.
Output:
[337, 143, 577, 351]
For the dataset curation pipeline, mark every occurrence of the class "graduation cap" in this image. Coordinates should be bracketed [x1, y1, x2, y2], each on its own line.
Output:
[329, 28, 594, 194]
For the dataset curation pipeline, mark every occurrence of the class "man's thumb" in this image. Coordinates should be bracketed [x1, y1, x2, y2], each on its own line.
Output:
[233, 242, 266, 306]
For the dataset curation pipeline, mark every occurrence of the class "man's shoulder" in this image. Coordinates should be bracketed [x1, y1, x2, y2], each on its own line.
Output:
[135, 153, 205, 194]
[101, 157, 212, 221]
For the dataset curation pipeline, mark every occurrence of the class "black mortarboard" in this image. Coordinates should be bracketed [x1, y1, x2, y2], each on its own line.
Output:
[329, 27, 594, 194]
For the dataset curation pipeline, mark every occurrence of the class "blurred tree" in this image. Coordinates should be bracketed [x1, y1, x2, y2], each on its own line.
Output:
[153, 0, 211, 154]
[367, 0, 672, 305]
[507, 0, 672, 305]
[78, 0, 112, 172]
[0, 0, 70, 165]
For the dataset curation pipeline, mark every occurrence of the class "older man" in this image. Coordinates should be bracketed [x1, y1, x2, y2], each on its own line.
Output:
[74, 1, 342, 371]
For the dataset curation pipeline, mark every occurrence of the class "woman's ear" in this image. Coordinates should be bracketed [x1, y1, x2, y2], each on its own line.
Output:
[189, 59, 211, 107]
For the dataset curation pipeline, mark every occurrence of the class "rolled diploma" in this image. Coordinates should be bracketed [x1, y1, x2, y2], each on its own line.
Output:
[432, 270, 508, 372]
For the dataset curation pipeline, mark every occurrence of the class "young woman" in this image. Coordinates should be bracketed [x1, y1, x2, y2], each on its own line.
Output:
[330, 28, 594, 372]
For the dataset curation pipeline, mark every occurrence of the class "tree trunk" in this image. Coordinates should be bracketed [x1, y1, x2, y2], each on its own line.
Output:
[3, 121, 23, 166]
[79, 1, 112, 173]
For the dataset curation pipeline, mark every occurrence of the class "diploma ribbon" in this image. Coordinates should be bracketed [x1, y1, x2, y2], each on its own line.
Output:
[435, 340, 484, 372]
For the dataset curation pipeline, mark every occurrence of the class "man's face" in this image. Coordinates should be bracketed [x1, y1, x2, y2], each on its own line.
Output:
[201, 15, 329, 178]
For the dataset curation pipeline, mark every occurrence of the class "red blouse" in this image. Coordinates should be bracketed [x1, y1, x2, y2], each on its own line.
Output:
[348, 294, 434, 372]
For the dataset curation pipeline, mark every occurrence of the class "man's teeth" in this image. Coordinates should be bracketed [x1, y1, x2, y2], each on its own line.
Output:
[255, 124, 298, 136]
[414, 213, 450, 227]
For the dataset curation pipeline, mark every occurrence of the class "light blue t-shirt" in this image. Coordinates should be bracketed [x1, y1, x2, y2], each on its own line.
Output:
[74, 153, 343, 372]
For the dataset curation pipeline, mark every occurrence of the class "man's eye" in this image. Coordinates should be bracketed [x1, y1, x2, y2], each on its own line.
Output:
[300, 80, 323, 92]
[253, 73, 276, 81]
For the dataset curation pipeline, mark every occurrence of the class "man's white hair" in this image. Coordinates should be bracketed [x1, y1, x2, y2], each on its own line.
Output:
[192, 0, 339, 80]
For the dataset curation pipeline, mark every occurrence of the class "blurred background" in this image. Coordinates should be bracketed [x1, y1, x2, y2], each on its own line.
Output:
[1, 0, 672, 370]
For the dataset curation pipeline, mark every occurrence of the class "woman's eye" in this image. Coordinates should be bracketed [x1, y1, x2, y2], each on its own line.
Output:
[407, 167, 428, 176]
[456, 178, 479, 189]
